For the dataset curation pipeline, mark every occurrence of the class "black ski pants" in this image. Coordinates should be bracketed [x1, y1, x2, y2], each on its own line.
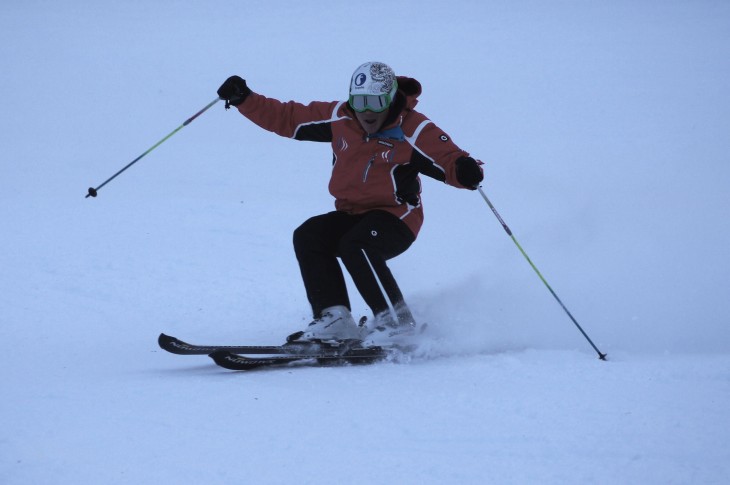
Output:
[293, 210, 415, 318]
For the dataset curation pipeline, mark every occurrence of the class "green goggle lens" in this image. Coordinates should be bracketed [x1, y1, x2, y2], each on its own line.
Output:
[348, 93, 393, 113]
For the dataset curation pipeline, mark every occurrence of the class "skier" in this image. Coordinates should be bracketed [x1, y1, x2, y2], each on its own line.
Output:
[217, 61, 483, 346]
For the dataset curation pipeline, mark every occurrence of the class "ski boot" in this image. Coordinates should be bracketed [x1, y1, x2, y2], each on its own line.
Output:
[287, 306, 365, 344]
[361, 311, 418, 349]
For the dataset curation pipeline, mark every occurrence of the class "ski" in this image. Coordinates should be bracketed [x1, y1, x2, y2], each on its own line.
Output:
[158, 333, 357, 356]
[209, 347, 390, 371]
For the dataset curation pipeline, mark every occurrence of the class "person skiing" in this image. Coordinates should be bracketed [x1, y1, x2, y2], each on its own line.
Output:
[217, 61, 483, 346]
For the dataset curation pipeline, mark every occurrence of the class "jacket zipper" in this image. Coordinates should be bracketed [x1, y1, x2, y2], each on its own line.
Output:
[362, 155, 375, 182]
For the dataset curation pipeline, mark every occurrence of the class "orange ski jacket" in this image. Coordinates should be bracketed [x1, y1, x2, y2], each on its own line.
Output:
[236, 76, 479, 237]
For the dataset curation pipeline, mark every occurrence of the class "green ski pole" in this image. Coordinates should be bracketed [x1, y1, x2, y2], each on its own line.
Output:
[478, 187, 607, 360]
[86, 96, 221, 198]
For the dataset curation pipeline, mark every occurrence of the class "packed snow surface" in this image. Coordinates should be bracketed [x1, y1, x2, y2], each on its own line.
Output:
[2, 1, 729, 484]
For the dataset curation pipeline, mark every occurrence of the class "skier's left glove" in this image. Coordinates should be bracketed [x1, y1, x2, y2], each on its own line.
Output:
[217, 75, 251, 109]
[455, 156, 484, 190]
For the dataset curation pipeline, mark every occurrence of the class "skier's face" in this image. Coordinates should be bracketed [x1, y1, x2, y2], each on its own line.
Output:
[354, 109, 389, 135]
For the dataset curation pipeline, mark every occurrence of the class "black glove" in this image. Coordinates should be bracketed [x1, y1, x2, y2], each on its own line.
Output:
[455, 156, 483, 190]
[217, 75, 251, 109]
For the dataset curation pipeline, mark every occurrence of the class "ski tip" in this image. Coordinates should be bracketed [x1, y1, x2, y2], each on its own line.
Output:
[208, 350, 262, 371]
[208, 349, 231, 366]
[158, 333, 198, 355]
[208, 349, 245, 364]
[158, 333, 173, 349]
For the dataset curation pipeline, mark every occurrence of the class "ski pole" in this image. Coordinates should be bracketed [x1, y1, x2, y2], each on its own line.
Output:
[85, 96, 221, 198]
[478, 187, 607, 360]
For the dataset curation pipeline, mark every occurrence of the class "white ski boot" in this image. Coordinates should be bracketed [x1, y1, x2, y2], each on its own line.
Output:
[289, 306, 364, 343]
[361, 311, 418, 348]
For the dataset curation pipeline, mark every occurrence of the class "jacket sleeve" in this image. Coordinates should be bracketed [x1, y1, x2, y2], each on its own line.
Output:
[236, 92, 346, 142]
[405, 114, 482, 189]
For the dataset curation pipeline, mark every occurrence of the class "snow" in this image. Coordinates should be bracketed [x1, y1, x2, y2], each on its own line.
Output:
[1, 1, 729, 483]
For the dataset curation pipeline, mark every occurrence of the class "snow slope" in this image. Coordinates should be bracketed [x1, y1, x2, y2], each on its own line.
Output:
[1, 1, 729, 483]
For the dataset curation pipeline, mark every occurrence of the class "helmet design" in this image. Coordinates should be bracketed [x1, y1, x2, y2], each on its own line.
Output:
[348, 62, 398, 113]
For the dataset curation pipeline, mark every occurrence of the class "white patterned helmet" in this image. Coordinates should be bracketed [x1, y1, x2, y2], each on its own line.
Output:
[348, 61, 398, 113]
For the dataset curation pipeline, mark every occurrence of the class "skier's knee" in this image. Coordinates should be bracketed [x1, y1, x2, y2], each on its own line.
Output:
[337, 233, 367, 261]
[293, 220, 318, 252]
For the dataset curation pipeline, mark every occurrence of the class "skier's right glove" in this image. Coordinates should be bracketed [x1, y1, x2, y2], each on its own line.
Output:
[217, 75, 251, 109]
[455, 156, 484, 190]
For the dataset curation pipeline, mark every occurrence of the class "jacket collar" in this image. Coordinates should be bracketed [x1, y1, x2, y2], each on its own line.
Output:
[370, 125, 405, 141]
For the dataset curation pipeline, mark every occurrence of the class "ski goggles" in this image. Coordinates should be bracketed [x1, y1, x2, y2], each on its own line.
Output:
[348, 93, 394, 113]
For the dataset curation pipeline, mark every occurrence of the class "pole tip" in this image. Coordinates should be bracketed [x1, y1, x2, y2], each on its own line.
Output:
[87, 187, 98, 198]
[598, 353, 608, 361]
